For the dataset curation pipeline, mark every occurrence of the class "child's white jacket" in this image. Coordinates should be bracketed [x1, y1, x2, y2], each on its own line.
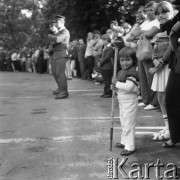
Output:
[115, 76, 139, 100]
[115, 66, 139, 100]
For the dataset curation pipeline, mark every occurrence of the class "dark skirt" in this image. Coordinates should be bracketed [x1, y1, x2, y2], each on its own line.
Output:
[166, 70, 180, 143]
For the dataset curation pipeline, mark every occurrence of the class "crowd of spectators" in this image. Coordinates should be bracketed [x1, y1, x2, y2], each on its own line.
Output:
[63, 0, 180, 145]
[0, 46, 51, 74]
[1, 0, 180, 151]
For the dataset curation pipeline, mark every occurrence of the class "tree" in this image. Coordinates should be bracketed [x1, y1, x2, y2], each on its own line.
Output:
[0, 0, 165, 49]
[43, 0, 151, 40]
[0, 0, 45, 49]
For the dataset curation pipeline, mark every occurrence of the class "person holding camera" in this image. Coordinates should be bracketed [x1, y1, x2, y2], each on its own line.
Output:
[48, 15, 70, 99]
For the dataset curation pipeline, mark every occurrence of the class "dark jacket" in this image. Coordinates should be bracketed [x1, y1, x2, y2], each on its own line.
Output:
[100, 45, 114, 70]
[72, 45, 78, 60]
[170, 21, 180, 74]
[78, 44, 86, 62]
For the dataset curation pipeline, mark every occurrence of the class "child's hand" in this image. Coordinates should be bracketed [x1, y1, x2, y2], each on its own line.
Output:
[156, 60, 164, 70]
[153, 59, 159, 67]
[112, 77, 117, 84]
[149, 67, 158, 75]
[111, 84, 116, 91]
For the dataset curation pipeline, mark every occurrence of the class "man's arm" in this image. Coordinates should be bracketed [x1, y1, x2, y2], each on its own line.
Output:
[170, 21, 180, 51]
[48, 30, 69, 43]
[140, 26, 160, 39]
[56, 30, 69, 43]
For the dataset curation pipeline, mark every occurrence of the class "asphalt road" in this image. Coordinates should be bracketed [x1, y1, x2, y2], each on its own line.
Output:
[0, 72, 179, 180]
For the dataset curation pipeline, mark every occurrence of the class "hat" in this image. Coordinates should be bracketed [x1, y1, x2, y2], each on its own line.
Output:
[53, 14, 65, 21]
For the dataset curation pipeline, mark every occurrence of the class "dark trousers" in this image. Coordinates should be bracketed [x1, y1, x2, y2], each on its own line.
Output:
[53, 58, 68, 92]
[6, 59, 13, 71]
[0, 61, 4, 71]
[85, 56, 94, 79]
[51, 59, 56, 78]
[22, 62, 26, 72]
[79, 60, 87, 79]
[36, 60, 44, 74]
[101, 69, 113, 95]
[51, 59, 58, 90]
[166, 71, 180, 143]
[12, 61, 19, 71]
[138, 60, 158, 105]
[94, 55, 100, 68]
[75, 59, 81, 77]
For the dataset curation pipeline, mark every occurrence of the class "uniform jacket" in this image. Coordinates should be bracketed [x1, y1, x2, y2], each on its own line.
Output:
[48, 27, 70, 59]
[100, 45, 114, 70]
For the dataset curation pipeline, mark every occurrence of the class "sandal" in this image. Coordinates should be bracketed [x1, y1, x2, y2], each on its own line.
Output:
[152, 129, 170, 141]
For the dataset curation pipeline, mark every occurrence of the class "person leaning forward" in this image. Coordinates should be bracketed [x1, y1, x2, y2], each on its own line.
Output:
[48, 15, 70, 99]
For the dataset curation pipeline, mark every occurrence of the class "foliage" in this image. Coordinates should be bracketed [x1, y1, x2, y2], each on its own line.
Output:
[0, 0, 44, 49]
[43, 0, 152, 41]
[0, 0, 170, 49]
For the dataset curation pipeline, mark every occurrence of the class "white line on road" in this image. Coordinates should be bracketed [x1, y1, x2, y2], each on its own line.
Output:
[0, 83, 30, 86]
[0, 96, 44, 99]
[135, 132, 155, 134]
[66, 117, 120, 120]
[78, 94, 101, 96]
[0, 89, 102, 99]
[0, 130, 159, 144]
[114, 127, 164, 130]
[65, 116, 155, 120]
[69, 89, 102, 92]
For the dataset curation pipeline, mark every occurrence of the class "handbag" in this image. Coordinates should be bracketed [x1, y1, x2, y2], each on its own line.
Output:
[136, 34, 152, 61]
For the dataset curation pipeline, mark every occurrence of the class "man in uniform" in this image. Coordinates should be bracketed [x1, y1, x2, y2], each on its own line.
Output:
[48, 15, 70, 99]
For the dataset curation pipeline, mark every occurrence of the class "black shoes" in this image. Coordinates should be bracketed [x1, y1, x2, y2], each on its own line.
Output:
[103, 94, 112, 98]
[53, 88, 69, 99]
[53, 89, 60, 95]
[115, 143, 135, 156]
[115, 143, 125, 148]
[100, 93, 106, 97]
[162, 140, 176, 148]
[121, 149, 135, 156]
[55, 91, 69, 99]
[100, 93, 112, 98]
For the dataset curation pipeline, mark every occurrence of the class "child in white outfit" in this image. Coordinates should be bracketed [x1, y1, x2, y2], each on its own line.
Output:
[112, 47, 139, 156]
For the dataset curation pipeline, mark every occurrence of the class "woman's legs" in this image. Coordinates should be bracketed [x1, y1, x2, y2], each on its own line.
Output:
[158, 92, 169, 130]
[153, 92, 170, 141]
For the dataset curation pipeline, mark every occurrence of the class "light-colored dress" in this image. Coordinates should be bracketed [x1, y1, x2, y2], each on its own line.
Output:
[151, 31, 170, 92]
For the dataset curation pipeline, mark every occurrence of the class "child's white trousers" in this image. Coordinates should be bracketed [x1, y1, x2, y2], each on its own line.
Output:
[118, 98, 138, 151]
